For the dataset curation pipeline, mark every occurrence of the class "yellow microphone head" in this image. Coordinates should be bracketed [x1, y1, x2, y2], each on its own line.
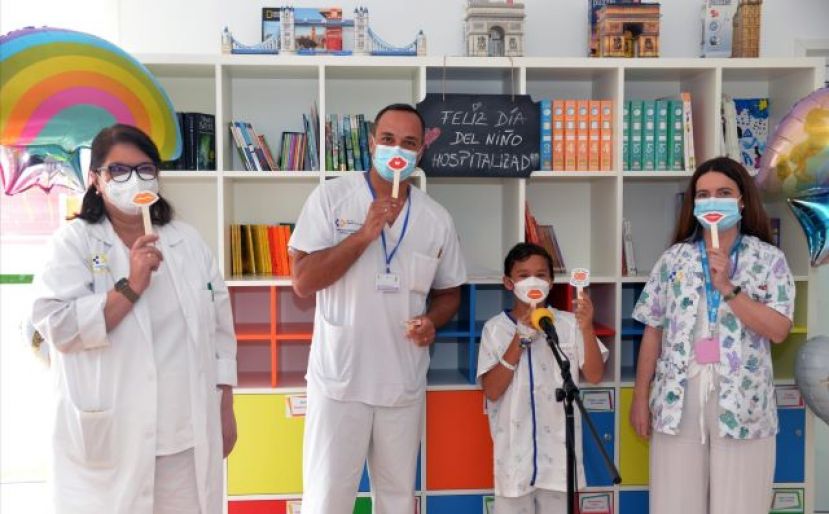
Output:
[530, 307, 554, 332]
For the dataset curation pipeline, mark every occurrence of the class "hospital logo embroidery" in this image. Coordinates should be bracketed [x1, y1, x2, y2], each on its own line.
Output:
[90, 254, 109, 273]
[335, 217, 362, 234]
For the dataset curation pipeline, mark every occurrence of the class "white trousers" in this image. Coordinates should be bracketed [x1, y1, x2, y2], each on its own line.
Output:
[495, 489, 567, 514]
[301, 385, 423, 514]
[649, 374, 776, 514]
[154, 447, 201, 514]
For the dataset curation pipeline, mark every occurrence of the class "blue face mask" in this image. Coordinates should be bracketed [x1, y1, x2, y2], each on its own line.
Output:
[372, 144, 418, 182]
[694, 197, 742, 230]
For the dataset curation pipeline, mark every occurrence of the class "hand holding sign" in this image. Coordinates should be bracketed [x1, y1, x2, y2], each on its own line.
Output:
[569, 268, 591, 297]
[132, 191, 159, 235]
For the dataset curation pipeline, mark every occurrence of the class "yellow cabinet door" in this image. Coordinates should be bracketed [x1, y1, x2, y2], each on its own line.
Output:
[619, 388, 650, 486]
[228, 394, 305, 495]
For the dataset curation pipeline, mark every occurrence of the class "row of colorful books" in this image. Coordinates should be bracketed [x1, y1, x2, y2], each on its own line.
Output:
[160, 112, 216, 171]
[540, 99, 613, 171]
[228, 121, 280, 171]
[229, 104, 320, 172]
[622, 93, 695, 172]
[325, 113, 373, 172]
[524, 202, 566, 274]
[229, 224, 294, 276]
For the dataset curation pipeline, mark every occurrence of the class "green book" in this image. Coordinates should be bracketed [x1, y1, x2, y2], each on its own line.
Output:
[642, 100, 656, 171]
[667, 100, 685, 171]
[629, 100, 644, 171]
[623, 101, 630, 171]
[655, 100, 669, 170]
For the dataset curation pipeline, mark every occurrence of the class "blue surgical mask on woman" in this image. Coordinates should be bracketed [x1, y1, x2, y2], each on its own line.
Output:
[372, 144, 418, 182]
[694, 197, 742, 230]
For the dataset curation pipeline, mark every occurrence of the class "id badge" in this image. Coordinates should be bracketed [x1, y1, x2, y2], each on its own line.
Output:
[695, 336, 720, 364]
[376, 272, 400, 293]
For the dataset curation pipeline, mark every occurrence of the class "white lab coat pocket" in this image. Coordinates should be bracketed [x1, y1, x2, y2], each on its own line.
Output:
[409, 252, 439, 295]
[66, 405, 115, 468]
[317, 316, 355, 382]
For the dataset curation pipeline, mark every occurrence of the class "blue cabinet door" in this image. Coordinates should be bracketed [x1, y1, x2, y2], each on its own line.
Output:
[775, 408, 805, 483]
[619, 490, 649, 514]
[582, 410, 616, 486]
[426, 494, 489, 514]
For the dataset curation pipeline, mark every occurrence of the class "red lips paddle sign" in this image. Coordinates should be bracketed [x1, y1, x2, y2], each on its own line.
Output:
[699, 211, 725, 249]
[388, 155, 409, 199]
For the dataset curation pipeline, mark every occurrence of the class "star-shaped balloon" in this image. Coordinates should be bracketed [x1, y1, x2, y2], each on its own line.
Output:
[788, 187, 829, 267]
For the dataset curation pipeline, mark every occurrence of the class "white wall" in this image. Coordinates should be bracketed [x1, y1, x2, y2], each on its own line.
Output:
[3, 0, 829, 58]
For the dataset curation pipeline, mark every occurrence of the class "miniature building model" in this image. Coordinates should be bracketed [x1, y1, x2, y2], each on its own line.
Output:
[464, 0, 526, 57]
[731, 0, 761, 57]
[593, 1, 660, 58]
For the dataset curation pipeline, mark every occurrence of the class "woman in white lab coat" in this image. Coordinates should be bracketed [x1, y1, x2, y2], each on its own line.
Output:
[31, 124, 238, 514]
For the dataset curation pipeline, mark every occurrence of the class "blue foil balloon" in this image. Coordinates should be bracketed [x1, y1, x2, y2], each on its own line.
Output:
[788, 187, 829, 267]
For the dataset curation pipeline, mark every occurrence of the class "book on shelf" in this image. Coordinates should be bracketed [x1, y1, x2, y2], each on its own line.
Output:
[721, 95, 740, 162]
[540, 99, 553, 171]
[160, 112, 215, 171]
[230, 223, 295, 276]
[622, 218, 638, 276]
[538, 98, 612, 171]
[623, 93, 694, 172]
[733, 97, 769, 175]
[524, 202, 566, 273]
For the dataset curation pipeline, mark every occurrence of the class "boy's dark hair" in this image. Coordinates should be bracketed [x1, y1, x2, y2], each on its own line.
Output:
[504, 242, 555, 277]
[373, 103, 426, 139]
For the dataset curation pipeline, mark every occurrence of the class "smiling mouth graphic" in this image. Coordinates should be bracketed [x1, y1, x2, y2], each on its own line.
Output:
[132, 192, 158, 205]
[388, 157, 408, 171]
[528, 290, 544, 300]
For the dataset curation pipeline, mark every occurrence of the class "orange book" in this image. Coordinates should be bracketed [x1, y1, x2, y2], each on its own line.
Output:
[552, 100, 565, 171]
[268, 226, 282, 275]
[588, 100, 601, 171]
[576, 99, 589, 171]
[600, 100, 613, 171]
[273, 225, 286, 276]
[564, 100, 577, 171]
[280, 225, 292, 277]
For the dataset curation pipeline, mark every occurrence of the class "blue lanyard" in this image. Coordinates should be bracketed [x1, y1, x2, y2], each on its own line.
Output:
[698, 236, 741, 334]
[364, 173, 412, 273]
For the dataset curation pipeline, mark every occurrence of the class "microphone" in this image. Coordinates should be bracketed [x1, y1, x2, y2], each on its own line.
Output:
[530, 307, 559, 346]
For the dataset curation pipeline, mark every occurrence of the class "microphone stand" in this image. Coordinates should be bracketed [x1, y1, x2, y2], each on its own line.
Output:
[543, 324, 621, 514]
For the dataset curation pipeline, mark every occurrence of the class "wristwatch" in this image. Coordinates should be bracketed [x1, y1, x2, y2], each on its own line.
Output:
[723, 285, 742, 302]
[115, 278, 140, 303]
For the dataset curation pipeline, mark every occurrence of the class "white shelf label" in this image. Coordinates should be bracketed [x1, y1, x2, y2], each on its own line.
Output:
[581, 493, 612, 513]
[771, 489, 803, 512]
[582, 389, 613, 411]
[775, 387, 803, 408]
[286, 500, 302, 514]
[286, 395, 308, 417]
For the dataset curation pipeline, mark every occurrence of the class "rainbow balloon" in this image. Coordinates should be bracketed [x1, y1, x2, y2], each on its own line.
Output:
[0, 27, 181, 161]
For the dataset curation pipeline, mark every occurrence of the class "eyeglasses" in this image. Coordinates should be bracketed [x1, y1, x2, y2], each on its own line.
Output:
[97, 163, 159, 182]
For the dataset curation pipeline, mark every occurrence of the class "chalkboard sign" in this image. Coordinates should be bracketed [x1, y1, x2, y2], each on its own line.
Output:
[417, 93, 540, 178]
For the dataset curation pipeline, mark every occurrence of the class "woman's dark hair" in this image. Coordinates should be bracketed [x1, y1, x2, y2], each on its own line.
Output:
[504, 242, 555, 278]
[672, 156, 772, 245]
[72, 124, 173, 225]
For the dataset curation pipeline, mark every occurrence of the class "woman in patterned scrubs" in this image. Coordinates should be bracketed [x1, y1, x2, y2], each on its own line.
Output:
[629, 157, 795, 514]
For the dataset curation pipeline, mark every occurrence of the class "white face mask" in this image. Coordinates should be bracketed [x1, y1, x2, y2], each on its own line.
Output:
[512, 276, 551, 307]
[104, 175, 159, 216]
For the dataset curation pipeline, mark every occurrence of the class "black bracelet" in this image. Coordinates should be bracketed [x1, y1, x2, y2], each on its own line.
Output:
[723, 285, 742, 302]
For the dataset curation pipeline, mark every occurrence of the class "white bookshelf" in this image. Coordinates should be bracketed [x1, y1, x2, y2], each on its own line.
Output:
[140, 55, 824, 514]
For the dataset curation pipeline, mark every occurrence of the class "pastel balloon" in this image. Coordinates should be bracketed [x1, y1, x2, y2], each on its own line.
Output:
[0, 27, 181, 194]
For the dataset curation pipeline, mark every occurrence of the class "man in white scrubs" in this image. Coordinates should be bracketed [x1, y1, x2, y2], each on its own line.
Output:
[289, 104, 467, 514]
